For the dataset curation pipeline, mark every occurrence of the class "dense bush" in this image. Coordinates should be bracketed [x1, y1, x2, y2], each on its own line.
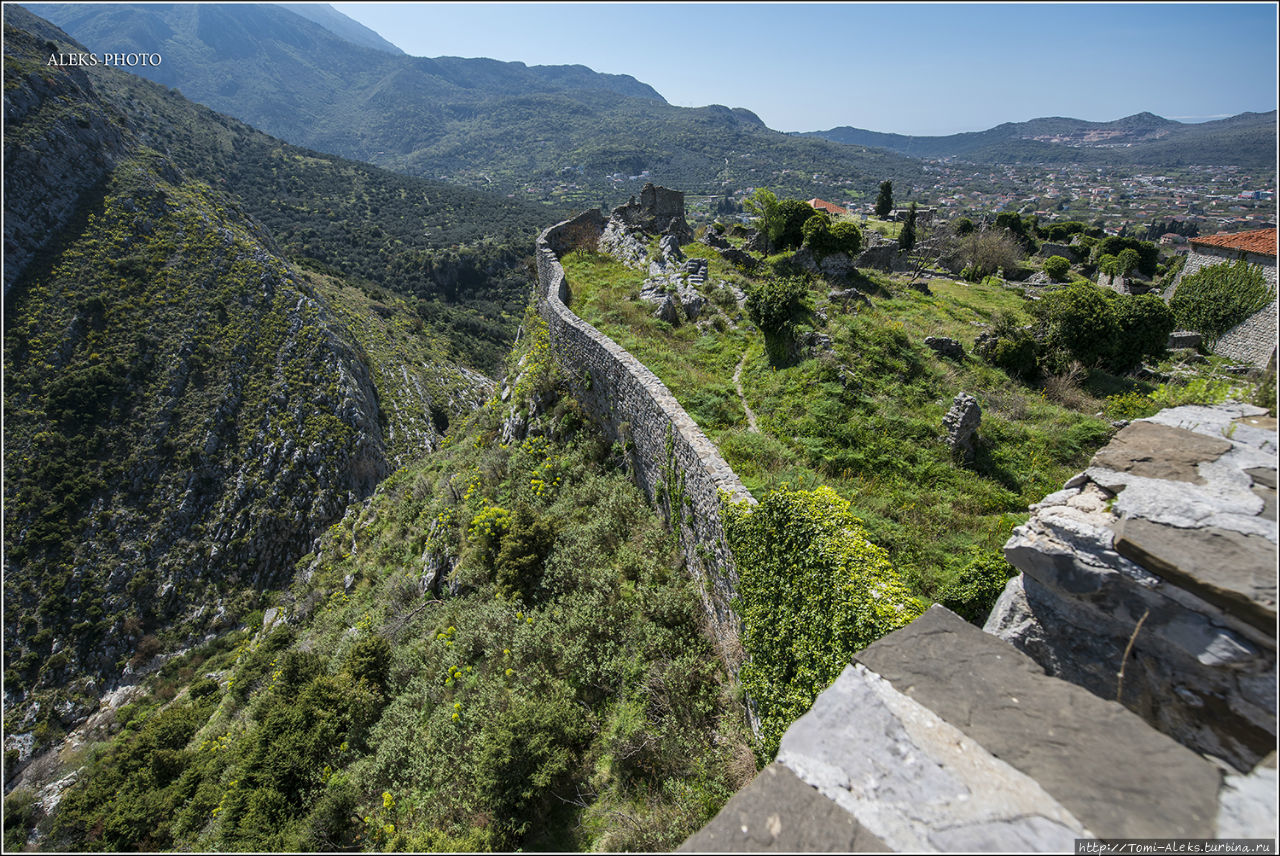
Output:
[1108, 292, 1174, 371]
[939, 548, 1016, 625]
[1170, 260, 1275, 344]
[802, 215, 862, 260]
[1092, 237, 1158, 277]
[1043, 255, 1071, 281]
[1031, 282, 1119, 371]
[724, 486, 924, 757]
[745, 275, 807, 336]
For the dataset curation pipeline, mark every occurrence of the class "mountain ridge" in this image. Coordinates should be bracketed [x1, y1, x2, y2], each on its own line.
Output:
[802, 110, 1278, 167]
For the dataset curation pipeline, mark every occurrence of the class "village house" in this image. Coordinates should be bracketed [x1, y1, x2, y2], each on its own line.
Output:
[1167, 227, 1277, 370]
[806, 197, 848, 217]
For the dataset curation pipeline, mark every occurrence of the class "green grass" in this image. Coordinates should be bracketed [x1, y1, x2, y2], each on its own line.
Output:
[561, 246, 1115, 597]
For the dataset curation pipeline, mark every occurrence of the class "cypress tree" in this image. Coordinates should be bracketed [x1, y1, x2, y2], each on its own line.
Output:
[874, 180, 893, 219]
[899, 202, 918, 253]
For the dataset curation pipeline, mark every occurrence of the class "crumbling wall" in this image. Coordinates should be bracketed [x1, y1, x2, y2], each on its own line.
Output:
[536, 208, 754, 670]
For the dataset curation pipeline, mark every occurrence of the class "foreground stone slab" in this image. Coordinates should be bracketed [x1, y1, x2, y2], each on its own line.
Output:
[679, 763, 886, 852]
[1091, 419, 1232, 484]
[990, 403, 1277, 771]
[1114, 517, 1277, 632]
[856, 606, 1222, 839]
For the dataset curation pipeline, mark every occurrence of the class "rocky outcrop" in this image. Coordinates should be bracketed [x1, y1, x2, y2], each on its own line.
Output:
[923, 336, 963, 360]
[3, 22, 131, 293]
[689, 605, 1259, 850]
[986, 403, 1277, 772]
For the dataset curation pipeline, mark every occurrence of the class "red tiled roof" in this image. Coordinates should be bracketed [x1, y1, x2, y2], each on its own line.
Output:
[807, 198, 848, 216]
[1189, 228, 1277, 257]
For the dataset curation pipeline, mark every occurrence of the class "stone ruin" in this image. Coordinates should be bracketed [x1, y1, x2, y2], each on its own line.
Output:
[942, 392, 981, 464]
[610, 182, 694, 243]
[686, 402, 1277, 851]
[596, 184, 722, 325]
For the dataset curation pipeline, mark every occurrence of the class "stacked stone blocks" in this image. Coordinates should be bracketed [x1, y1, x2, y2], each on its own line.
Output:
[537, 209, 755, 671]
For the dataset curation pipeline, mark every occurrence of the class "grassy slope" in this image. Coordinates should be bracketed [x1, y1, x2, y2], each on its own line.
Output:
[560, 244, 1114, 596]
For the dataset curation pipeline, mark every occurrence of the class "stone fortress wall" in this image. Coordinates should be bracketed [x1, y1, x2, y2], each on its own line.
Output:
[535, 201, 755, 671]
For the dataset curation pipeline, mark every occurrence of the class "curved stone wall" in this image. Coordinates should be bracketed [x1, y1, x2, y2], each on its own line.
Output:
[536, 210, 754, 668]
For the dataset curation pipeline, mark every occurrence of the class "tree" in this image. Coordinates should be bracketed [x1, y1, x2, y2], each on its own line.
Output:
[874, 180, 893, 219]
[949, 223, 1025, 280]
[771, 199, 817, 250]
[1109, 293, 1175, 371]
[898, 203, 918, 253]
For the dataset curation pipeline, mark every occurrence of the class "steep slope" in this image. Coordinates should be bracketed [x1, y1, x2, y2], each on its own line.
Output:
[805, 111, 1278, 168]
[2, 12, 492, 774]
[8, 318, 752, 853]
[6, 4, 556, 371]
[22, 2, 926, 203]
[275, 2, 405, 55]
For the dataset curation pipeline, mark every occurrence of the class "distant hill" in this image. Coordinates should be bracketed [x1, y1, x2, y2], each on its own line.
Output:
[803, 111, 1278, 168]
[22, 2, 927, 203]
[275, 2, 404, 54]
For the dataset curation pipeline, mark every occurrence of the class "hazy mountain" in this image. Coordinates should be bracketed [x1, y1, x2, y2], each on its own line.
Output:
[803, 111, 1278, 168]
[22, 2, 927, 202]
[276, 2, 405, 54]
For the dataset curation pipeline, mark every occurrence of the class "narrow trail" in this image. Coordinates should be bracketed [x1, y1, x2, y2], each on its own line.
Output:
[732, 352, 760, 433]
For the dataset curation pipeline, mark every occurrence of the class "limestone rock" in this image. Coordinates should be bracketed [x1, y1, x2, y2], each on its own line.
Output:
[942, 393, 981, 463]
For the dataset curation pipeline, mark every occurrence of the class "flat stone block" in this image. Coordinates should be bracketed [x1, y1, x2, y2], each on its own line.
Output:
[678, 763, 885, 852]
[855, 605, 1223, 839]
[1114, 517, 1277, 635]
[1090, 420, 1231, 484]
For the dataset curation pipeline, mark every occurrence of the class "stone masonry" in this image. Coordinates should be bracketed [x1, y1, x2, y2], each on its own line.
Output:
[987, 403, 1277, 772]
[537, 207, 755, 672]
[685, 605, 1267, 850]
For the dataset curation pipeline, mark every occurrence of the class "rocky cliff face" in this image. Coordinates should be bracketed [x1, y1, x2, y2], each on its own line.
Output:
[3, 18, 131, 293]
[2, 15, 490, 772]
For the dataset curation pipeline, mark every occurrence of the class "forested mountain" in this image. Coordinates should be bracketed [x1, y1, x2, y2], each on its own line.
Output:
[804, 110, 1278, 168]
[2, 6, 529, 783]
[22, 2, 928, 203]
[275, 2, 405, 54]
[8, 3, 558, 370]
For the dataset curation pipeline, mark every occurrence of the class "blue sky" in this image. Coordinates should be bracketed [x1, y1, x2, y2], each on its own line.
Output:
[331, 2, 1278, 136]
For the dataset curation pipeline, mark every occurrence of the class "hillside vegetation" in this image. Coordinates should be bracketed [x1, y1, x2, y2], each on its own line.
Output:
[2, 11, 512, 783]
[560, 245, 1113, 597]
[12, 321, 752, 853]
[7, 5, 556, 371]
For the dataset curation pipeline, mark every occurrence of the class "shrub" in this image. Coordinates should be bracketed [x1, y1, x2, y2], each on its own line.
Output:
[939, 548, 1016, 625]
[1104, 391, 1159, 421]
[1043, 255, 1071, 281]
[1031, 282, 1118, 371]
[1108, 292, 1174, 371]
[830, 221, 863, 257]
[493, 504, 559, 602]
[1170, 260, 1275, 345]
[745, 275, 807, 336]
[724, 486, 924, 757]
